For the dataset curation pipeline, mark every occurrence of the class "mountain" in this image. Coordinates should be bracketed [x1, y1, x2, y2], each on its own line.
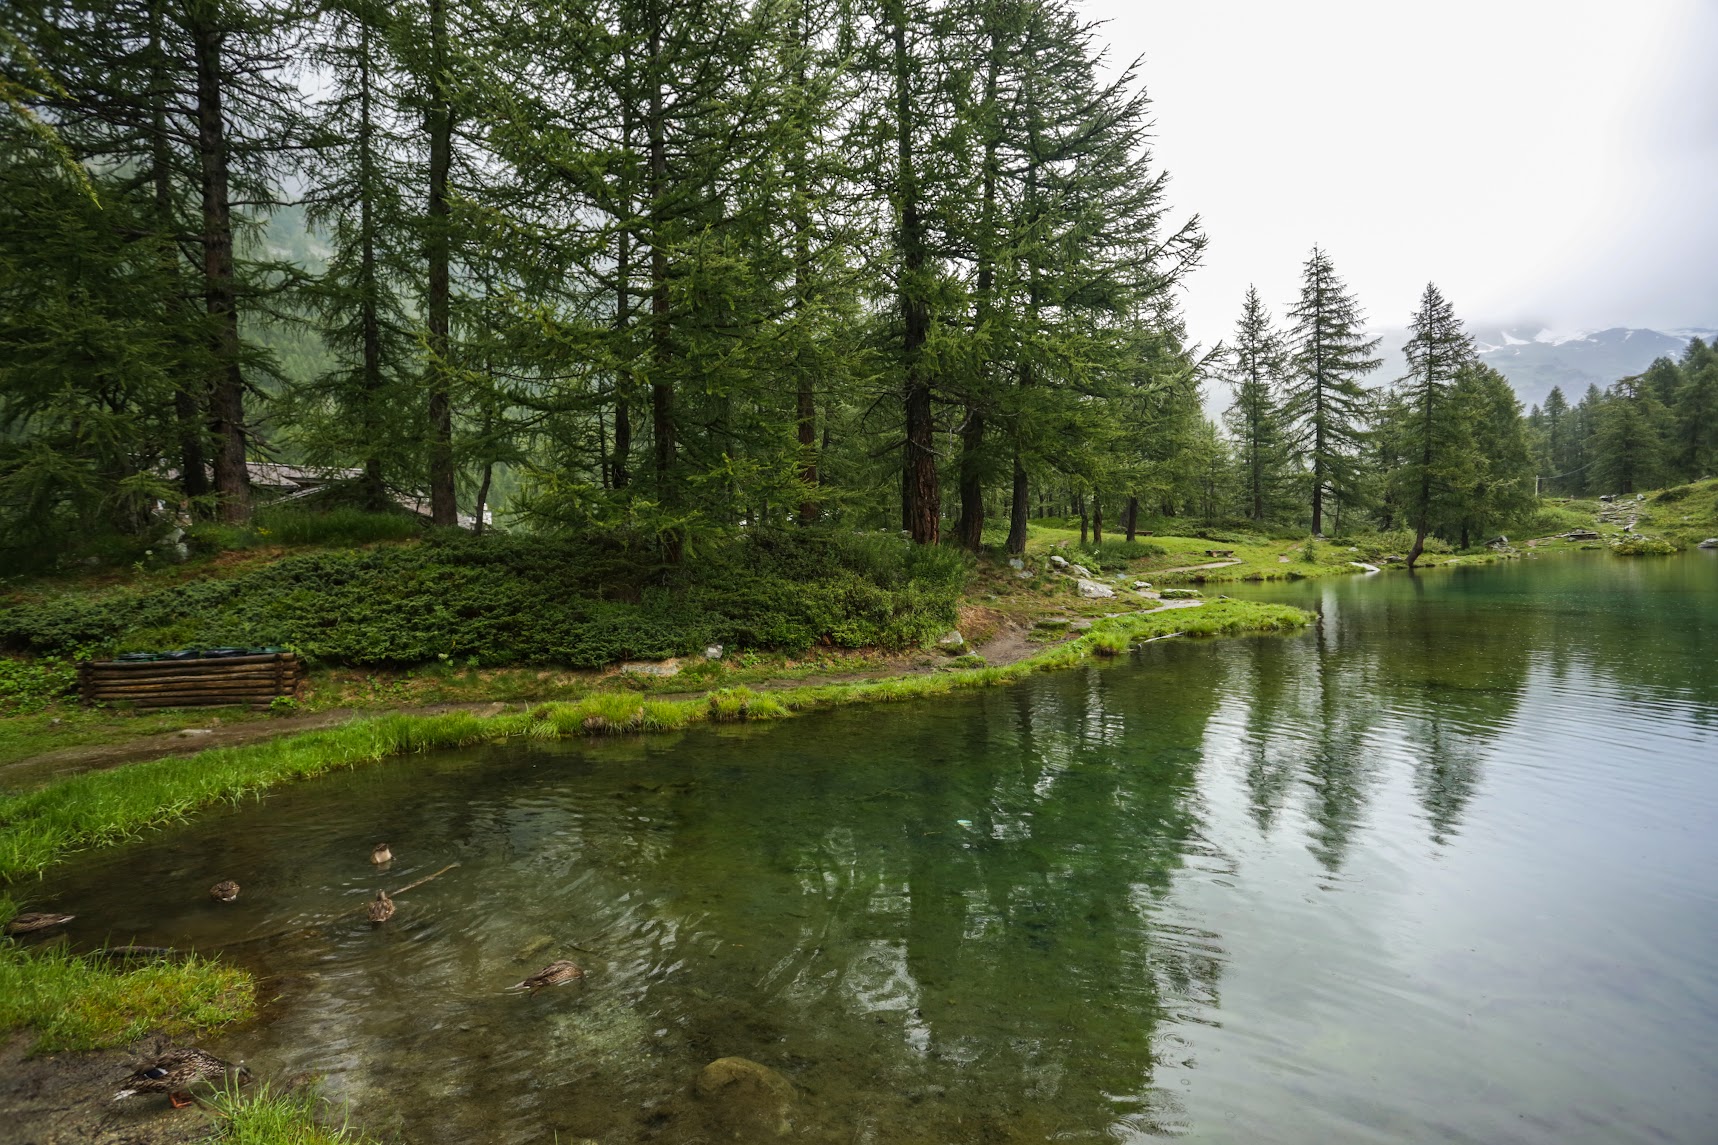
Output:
[1370, 325, 1718, 412]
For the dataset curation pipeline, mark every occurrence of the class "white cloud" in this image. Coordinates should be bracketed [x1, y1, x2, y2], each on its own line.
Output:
[1076, 0, 1718, 349]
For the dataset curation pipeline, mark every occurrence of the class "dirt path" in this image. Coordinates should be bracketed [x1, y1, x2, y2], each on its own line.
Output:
[1158, 558, 1243, 574]
[0, 701, 514, 794]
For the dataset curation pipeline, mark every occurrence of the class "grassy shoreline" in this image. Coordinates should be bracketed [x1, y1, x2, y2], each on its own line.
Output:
[0, 598, 1307, 881]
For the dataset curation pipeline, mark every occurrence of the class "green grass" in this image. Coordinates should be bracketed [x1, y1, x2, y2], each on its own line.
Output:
[0, 599, 1309, 879]
[0, 936, 254, 1052]
[252, 507, 425, 547]
[207, 1083, 378, 1145]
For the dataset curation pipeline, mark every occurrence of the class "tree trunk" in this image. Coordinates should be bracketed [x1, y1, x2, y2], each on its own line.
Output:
[150, 3, 207, 507]
[473, 461, 492, 536]
[791, 7, 818, 525]
[1005, 452, 1028, 555]
[357, 19, 387, 511]
[955, 408, 984, 550]
[1077, 492, 1088, 546]
[1092, 491, 1102, 546]
[425, 0, 456, 526]
[646, 7, 679, 561]
[1125, 496, 1139, 542]
[190, 7, 249, 522]
[890, 4, 937, 544]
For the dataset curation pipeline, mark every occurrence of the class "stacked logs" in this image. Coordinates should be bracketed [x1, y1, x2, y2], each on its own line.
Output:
[79, 653, 305, 710]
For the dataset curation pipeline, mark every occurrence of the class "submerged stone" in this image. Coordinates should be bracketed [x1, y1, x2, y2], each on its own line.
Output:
[693, 1056, 795, 1137]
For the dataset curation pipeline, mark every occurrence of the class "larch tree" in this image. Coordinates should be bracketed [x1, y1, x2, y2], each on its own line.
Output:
[1392, 283, 1475, 568]
[1222, 285, 1290, 523]
[1284, 246, 1380, 535]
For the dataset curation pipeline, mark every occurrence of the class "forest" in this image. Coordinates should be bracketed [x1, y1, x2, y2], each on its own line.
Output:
[3, 0, 1715, 576]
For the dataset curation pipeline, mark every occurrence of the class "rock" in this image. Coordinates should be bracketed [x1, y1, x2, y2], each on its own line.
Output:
[620, 658, 681, 677]
[1015, 570, 1033, 579]
[1069, 564, 1092, 578]
[1049, 554, 1069, 569]
[936, 630, 965, 651]
[1600, 493, 1614, 502]
[1132, 581, 1150, 589]
[693, 1057, 795, 1138]
[513, 934, 556, 963]
[1008, 557, 1024, 570]
[1158, 588, 1202, 599]
[1069, 619, 1093, 631]
[1076, 578, 1115, 599]
[1035, 617, 1070, 629]
[1636, 493, 1645, 501]
[1700, 538, 1718, 549]
[704, 644, 724, 660]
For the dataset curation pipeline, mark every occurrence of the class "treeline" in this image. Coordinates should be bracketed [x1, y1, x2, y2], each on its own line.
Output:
[1526, 340, 1718, 497]
[3, 0, 1709, 575]
[1217, 264, 1537, 564]
[1, 0, 1210, 567]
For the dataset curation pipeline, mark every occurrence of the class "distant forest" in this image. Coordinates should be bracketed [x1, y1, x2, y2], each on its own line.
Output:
[3, 0, 1715, 571]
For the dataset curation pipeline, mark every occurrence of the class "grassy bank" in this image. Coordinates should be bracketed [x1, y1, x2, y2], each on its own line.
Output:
[210, 1084, 379, 1145]
[0, 598, 1307, 879]
[0, 935, 253, 1054]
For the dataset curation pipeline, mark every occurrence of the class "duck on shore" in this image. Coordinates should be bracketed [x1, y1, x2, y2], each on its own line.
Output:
[113, 1048, 249, 1108]
[509, 960, 585, 993]
[366, 889, 394, 924]
[3, 911, 74, 936]
[209, 880, 240, 903]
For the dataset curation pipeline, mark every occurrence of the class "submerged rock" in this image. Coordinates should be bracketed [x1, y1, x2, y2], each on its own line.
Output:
[693, 1056, 795, 1137]
[513, 934, 556, 963]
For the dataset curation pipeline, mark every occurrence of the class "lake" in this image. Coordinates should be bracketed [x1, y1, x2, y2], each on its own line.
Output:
[32, 551, 1718, 1143]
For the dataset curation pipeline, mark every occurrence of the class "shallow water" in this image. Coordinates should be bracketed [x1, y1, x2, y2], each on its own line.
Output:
[28, 552, 1718, 1143]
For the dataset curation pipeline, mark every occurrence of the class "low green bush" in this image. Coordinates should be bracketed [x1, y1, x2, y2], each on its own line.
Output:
[1076, 539, 1167, 569]
[0, 530, 969, 669]
[1611, 536, 1678, 555]
[253, 507, 425, 547]
[0, 656, 78, 713]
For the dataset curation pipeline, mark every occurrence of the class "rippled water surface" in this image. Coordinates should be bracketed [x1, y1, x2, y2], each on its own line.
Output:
[33, 552, 1718, 1143]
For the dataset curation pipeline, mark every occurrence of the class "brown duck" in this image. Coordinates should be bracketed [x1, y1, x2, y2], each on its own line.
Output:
[113, 1048, 249, 1108]
[509, 959, 586, 993]
[209, 880, 240, 903]
[366, 889, 395, 924]
[370, 842, 392, 865]
[3, 911, 74, 936]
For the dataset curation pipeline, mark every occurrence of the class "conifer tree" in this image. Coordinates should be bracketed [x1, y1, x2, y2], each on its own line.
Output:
[1671, 338, 1718, 479]
[1392, 283, 1474, 567]
[1222, 285, 1290, 522]
[1283, 247, 1380, 534]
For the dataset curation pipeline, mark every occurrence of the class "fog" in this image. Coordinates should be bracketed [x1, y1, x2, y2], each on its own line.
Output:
[1077, 0, 1718, 348]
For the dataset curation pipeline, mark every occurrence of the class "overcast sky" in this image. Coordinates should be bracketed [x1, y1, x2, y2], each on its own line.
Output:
[1076, 0, 1718, 349]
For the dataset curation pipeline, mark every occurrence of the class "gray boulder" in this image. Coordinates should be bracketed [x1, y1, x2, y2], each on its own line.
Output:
[1076, 578, 1115, 599]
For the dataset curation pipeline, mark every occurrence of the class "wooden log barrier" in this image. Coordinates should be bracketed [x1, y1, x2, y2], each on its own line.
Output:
[80, 652, 305, 709]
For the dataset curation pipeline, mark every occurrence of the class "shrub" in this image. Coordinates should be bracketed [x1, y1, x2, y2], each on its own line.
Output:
[0, 530, 968, 669]
[1611, 536, 1678, 555]
[253, 507, 425, 547]
[0, 656, 78, 713]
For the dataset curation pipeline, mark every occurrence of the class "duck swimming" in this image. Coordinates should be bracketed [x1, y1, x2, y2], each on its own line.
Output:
[509, 959, 586, 993]
[3, 912, 74, 936]
[370, 842, 392, 865]
[209, 880, 240, 903]
[366, 889, 394, 924]
[114, 1048, 248, 1108]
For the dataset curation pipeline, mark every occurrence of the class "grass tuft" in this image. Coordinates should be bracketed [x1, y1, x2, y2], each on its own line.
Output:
[206, 1081, 378, 1144]
[0, 938, 254, 1052]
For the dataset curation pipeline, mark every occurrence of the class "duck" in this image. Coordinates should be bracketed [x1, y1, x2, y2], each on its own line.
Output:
[209, 880, 240, 903]
[366, 889, 394, 925]
[370, 842, 392, 865]
[113, 1048, 249, 1108]
[509, 959, 586, 993]
[3, 911, 74, 936]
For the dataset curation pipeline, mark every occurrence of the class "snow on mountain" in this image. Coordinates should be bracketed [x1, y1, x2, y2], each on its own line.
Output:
[1371, 325, 1717, 412]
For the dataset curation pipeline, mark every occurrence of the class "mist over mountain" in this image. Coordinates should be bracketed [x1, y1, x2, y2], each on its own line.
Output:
[1370, 325, 1718, 412]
